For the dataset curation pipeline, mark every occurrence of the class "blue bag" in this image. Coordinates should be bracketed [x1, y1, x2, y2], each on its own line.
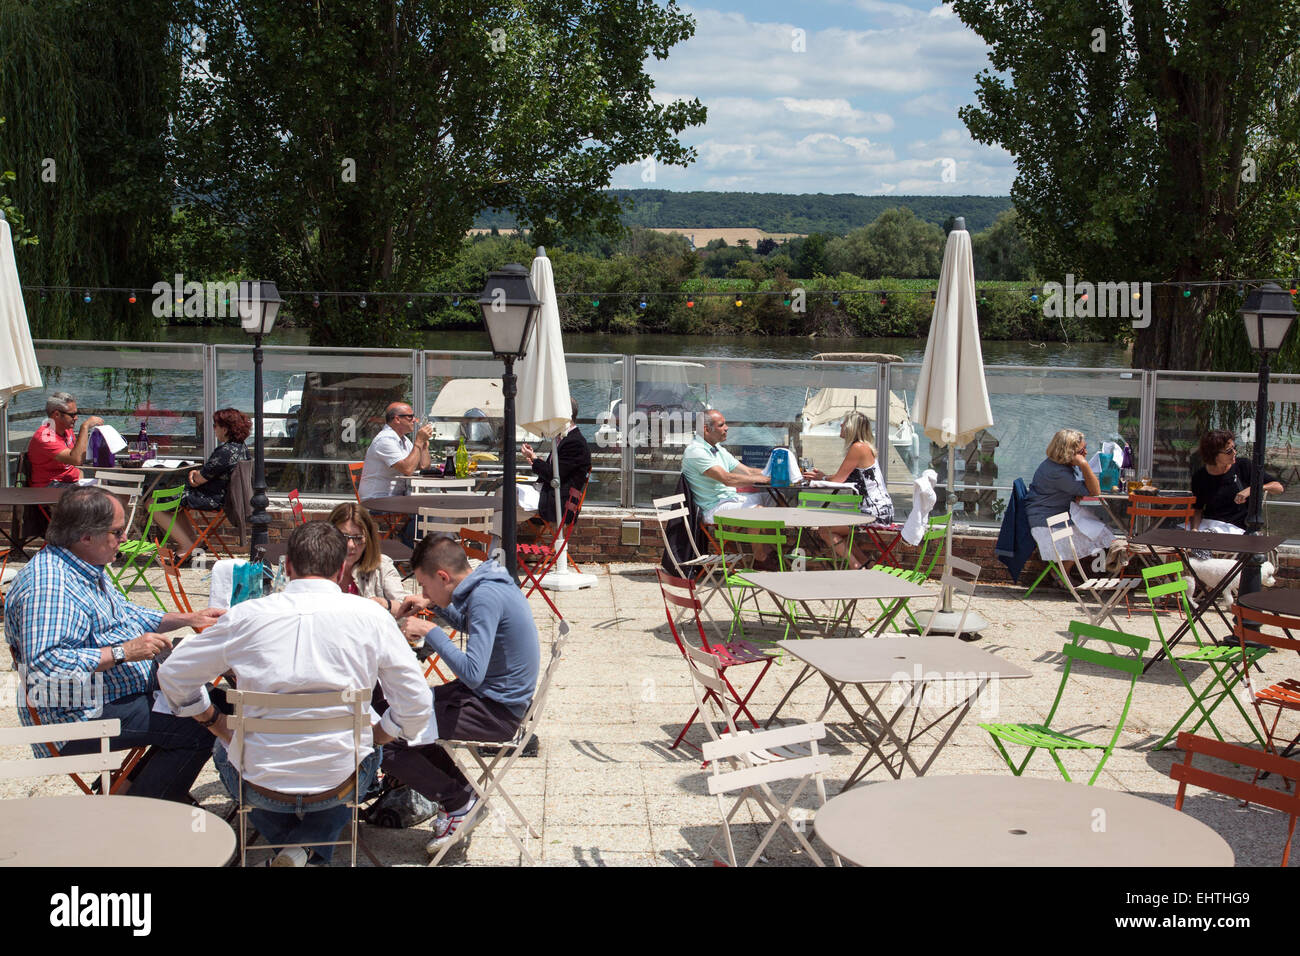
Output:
[230, 561, 265, 606]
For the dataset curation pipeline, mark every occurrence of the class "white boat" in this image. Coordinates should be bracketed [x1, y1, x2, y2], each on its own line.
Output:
[594, 359, 710, 450]
[262, 373, 304, 439]
[800, 353, 919, 478]
[427, 378, 536, 447]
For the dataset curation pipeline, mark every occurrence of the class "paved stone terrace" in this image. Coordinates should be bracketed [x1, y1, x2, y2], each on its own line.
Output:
[2, 560, 1295, 867]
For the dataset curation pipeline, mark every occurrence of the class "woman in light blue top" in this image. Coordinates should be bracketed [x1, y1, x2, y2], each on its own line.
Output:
[1022, 428, 1113, 571]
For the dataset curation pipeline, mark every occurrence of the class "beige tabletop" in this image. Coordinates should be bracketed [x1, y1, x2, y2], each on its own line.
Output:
[739, 568, 929, 603]
[0, 795, 235, 867]
[727, 506, 883, 530]
[776, 636, 1032, 684]
[813, 775, 1235, 866]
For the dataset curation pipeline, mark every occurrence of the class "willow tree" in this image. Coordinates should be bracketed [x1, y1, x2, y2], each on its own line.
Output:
[174, 0, 707, 347]
[0, 0, 187, 340]
[953, 0, 1300, 372]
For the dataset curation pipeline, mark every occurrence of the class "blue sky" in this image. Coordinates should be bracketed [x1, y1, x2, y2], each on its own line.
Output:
[608, 0, 1015, 196]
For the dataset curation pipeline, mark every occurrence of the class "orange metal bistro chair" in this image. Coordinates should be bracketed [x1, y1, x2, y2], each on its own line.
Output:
[656, 569, 775, 751]
[1234, 603, 1300, 774]
[348, 462, 365, 502]
[1170, 732, 1300, 867]
[288, 489, 306, 525]
[6, 645, 147, 796]
[517, 486, 584, 621]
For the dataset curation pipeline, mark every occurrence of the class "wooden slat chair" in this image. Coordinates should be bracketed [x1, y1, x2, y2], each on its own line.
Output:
[653, 492, 725, 638]
[5, 645, 147, 795]
[872, 512, 950, 632]
[428, 621, 569, 866]
[110, 484, 184, 609]
[93, 470, 147, 535]
[656, 569, 774, 751]
[0, 719, 130, 796]
[1141, 562, 1268, 751]
[683, 643, 837, 867]
[980, 621, 1149, 785]
[1039, 510, 1140, 630]
[793, 490, 863, 569]
[1233, 602, 1300, 774]
[226, 687, 371, 867]
[1170, 732, 1300, 867]
[711, 515, 788, 641]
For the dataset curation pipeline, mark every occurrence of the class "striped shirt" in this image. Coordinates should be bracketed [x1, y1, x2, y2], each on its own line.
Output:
[5, 545, 163, 740]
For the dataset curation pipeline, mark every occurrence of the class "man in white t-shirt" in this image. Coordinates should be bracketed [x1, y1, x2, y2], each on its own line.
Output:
[680, 409, 776, 567]
[358, 403, 434, 500]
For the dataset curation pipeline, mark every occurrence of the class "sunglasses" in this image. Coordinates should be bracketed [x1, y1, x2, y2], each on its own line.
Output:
[341, 533, 367, 544]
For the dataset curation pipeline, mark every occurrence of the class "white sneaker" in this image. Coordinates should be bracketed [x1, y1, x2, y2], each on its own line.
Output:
[271, 847, 309, 867]
[425, 795, 479, 856]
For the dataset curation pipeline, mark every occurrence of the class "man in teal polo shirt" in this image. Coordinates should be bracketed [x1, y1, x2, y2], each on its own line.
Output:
[681, 410, 776, 567]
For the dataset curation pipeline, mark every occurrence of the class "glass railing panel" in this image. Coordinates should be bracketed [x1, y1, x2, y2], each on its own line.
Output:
[216, 344, 414, 495]
[7, 342, 207, 475]
[890, 363, 1143, 526]
[1153, 371, 1300, 539]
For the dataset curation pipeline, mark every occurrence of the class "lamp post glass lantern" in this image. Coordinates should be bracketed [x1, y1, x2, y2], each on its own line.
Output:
[1238, 282, 1296, 530]
[237, 280, 283, 562]
[478, 265, 541, 580]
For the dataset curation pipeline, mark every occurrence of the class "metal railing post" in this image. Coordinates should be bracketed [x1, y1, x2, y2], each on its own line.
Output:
[876, 360, 891, 488]
[1139, 369, 1157, 479]
[412, 350, 426, 424]
[621, 354, 636, 508]
[202, 344, 217, 456]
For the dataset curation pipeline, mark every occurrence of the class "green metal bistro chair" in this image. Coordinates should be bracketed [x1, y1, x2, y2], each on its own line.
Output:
[980, 620, 1149, 785]
[1140, 561, 1269, 751]
[793, 490, 862, 569]
[110, 484, 184, 610]
[712, 515, 787, 641]
[871, 512, 949, 633]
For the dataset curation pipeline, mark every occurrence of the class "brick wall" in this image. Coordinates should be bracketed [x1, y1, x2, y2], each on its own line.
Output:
[272, 503, 1300, 585]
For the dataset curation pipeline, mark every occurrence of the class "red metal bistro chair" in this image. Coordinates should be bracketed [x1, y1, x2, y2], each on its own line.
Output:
[656, 569, 775, 751]
[288, 489, 306, 525]
[516, 486, 584, 621]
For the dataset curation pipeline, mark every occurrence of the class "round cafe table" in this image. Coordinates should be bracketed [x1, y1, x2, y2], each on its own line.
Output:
[0, 795, 235, 867]
[728, 506, 880, 531]
[1237, 589, 1300, 618]
[813, 775, 1234, 867]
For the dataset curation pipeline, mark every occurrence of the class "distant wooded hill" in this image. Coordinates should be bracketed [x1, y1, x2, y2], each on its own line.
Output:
[475, 190, 1013, 235]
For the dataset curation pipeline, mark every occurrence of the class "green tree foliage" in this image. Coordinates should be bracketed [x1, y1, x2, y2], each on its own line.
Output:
[0, 0, 185, 339]
[175, 0, 706, 346]
[972, 209, 1034, 281]
[953, 0, 1300, 371]
[825, 208, 945, 278]
[476, 189, 1014, 235]
[0, 118, 33, 245]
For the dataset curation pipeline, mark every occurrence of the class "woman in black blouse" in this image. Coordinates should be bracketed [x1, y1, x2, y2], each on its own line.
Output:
[183, 408, 251, 510]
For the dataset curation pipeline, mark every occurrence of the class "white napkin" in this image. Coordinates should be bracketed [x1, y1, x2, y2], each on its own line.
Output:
[208, 558, 244, 609]
[902, 469, 939, 545]
[516, 484, 541, 512]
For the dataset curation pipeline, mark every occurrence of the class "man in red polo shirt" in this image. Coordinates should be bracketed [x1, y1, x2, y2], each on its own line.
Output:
[28, 391, 103, 487]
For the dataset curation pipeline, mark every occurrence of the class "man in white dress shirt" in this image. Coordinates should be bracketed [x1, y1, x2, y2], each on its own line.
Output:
[158, 520, 433, 867]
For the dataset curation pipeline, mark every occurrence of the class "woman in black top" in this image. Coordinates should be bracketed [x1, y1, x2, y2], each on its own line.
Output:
[1190, 429, 1283, 532]
[1190, 429, 1284, 600]
[183, 408, 251, 510]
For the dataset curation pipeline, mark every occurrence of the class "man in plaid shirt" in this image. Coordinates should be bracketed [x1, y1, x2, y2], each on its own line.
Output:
[5, 487, 224, 802]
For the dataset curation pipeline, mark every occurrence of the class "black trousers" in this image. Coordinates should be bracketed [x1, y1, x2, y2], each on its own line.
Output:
[381, 681, 522, 809]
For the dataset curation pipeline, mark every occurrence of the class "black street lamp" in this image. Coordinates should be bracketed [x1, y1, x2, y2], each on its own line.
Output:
[237, 279, 283, 562]
[477, 264, 541, 580]
[1239, 281, 1296, 531]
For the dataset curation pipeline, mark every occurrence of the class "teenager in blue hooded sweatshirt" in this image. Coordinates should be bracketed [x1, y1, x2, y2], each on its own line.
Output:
[385, 535, 540, 856]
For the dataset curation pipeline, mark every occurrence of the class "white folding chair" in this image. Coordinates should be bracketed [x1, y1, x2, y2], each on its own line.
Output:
[225, 687, 370, 867]
[1045, 511, 1139, 630]
[917, 555, 983, 638]
[653, 493, 725, 633]
[0, 719, 127, 796]
[409, 477, 475, 494]
[414, 507, 494, 544]
[685, 643, 838, 867]
[94, 470, 148, 533]
[428, 620, 569, 866]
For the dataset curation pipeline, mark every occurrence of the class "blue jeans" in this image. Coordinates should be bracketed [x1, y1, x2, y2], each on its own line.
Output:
[59, 690, 214, 802]
[214, 741, 380, 863]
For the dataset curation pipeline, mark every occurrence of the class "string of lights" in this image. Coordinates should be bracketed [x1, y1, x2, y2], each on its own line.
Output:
[19, 277, 1300, 309]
